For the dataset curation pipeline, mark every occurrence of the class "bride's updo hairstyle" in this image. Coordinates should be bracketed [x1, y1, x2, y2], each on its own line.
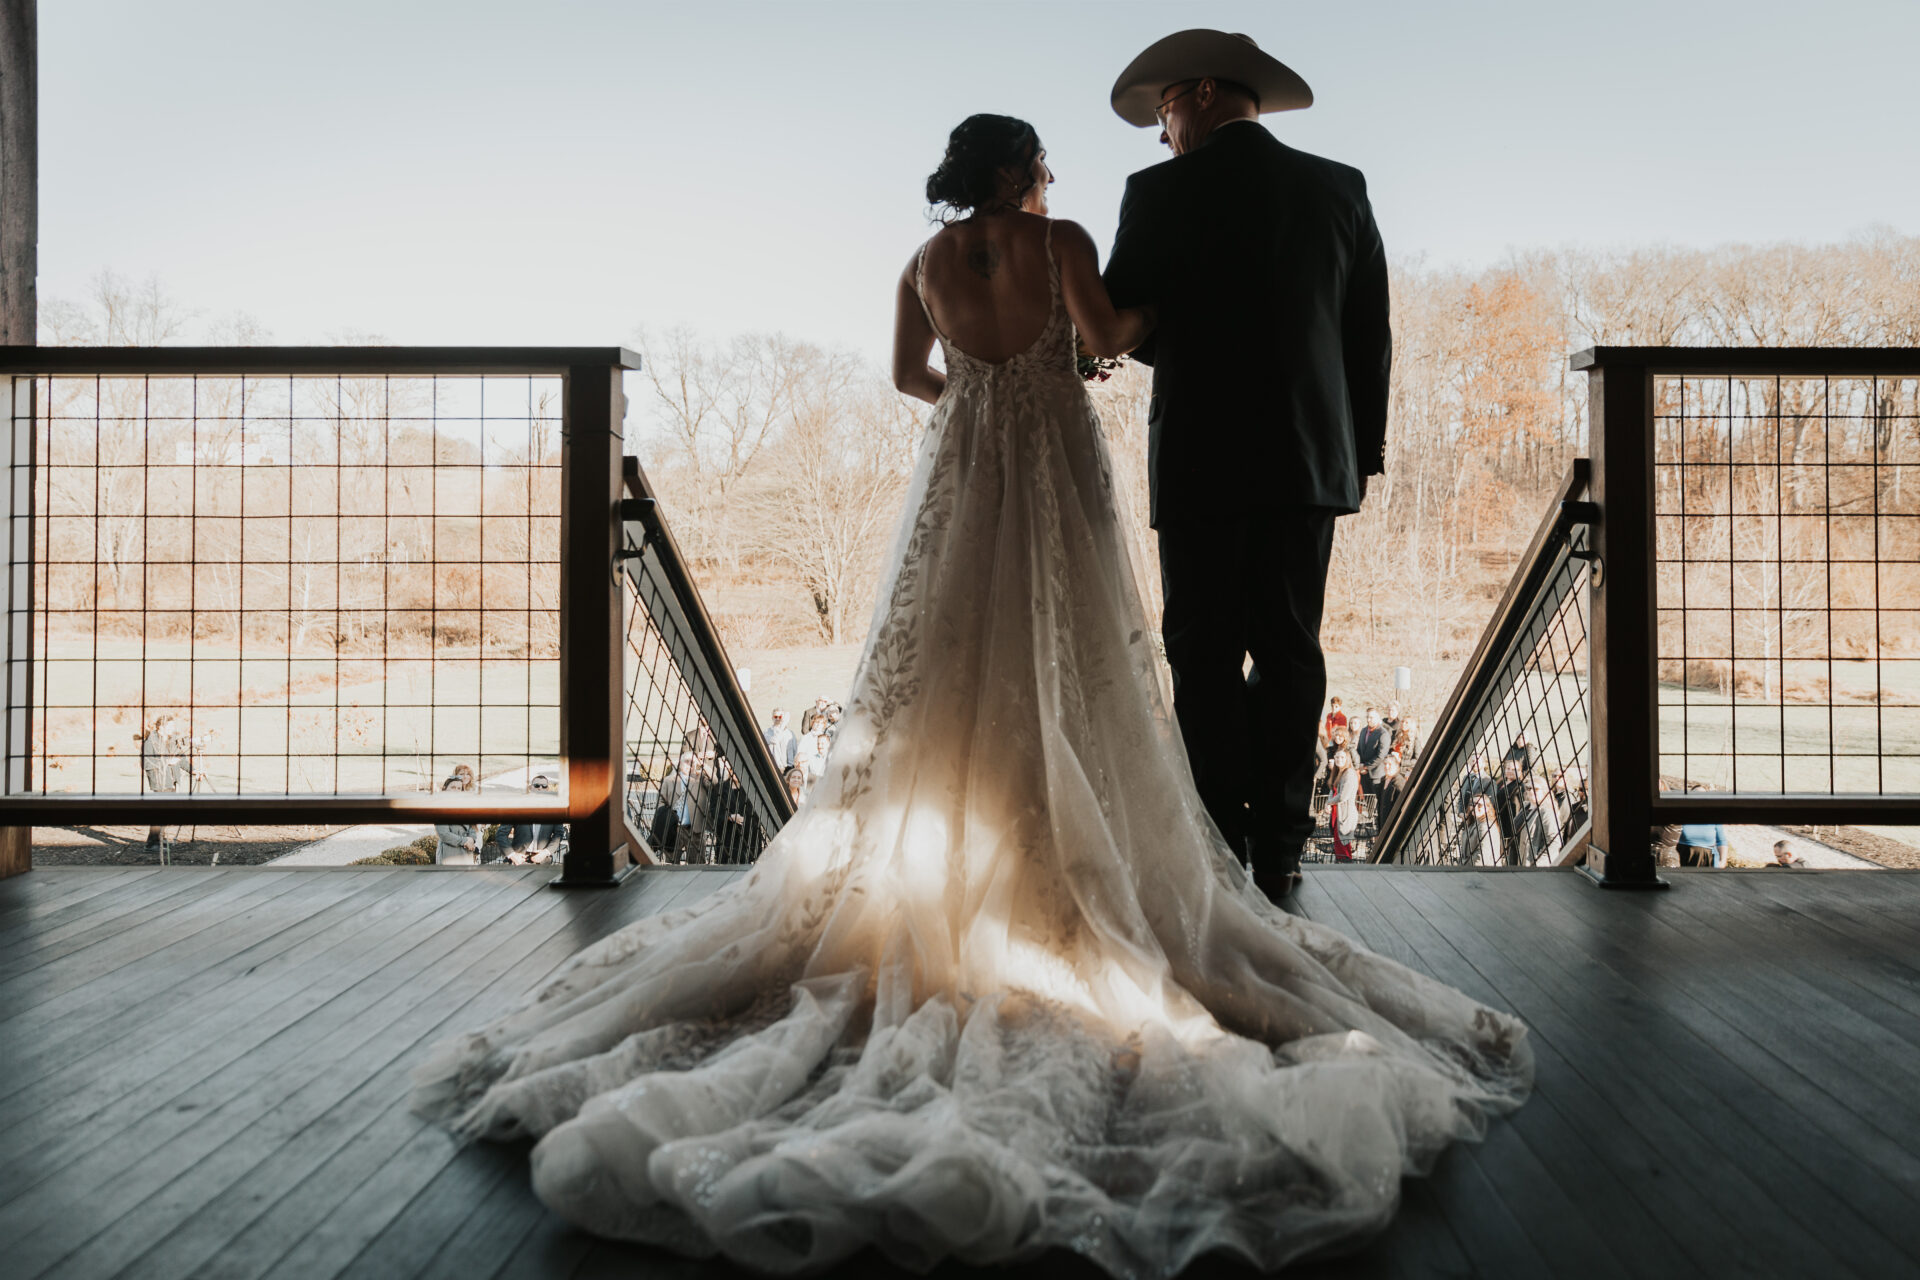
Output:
[925, 114, 1041, 223]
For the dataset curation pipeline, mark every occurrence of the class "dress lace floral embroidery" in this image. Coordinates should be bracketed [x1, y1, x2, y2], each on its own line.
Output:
[412, 217, 1532, 1279]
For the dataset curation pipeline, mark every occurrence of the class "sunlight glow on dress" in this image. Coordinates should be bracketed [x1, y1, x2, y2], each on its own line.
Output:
[411, 225, 1532, 1277]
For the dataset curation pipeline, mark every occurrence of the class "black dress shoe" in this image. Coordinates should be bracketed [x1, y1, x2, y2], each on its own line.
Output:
[1253, 868, 1303, 901]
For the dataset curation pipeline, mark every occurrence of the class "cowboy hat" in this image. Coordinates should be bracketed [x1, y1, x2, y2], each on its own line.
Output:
[1110, 29, 1313, 127]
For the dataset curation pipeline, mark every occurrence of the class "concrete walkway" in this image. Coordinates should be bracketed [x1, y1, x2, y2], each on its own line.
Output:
[270, 823, 435, 866]
[1725, 823, 1879, 869]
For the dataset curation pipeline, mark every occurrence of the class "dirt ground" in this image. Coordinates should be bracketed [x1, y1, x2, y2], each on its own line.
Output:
[1779, 824, 1920, 870]
[31, 823, 354, 867]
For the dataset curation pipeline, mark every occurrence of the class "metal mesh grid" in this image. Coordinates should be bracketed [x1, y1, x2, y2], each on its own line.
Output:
[620, 516, 777, 865]
[1389, 539, 1593, 866]
[10, 372, 564, 799]
[1655, 375, 1920, 796]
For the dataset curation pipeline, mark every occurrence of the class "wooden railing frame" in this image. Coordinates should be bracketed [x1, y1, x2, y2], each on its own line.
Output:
[0, 346, 643, 882]
[1573, 347, 1920, 883]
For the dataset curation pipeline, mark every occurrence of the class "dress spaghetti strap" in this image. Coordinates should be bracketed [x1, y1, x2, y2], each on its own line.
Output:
[914, 243, 944, 341]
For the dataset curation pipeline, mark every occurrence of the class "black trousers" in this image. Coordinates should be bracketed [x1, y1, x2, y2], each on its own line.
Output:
[1158, 507, 1338, 877]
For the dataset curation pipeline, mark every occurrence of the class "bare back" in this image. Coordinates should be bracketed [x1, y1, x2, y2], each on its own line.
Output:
[916, 213, 1057, 363]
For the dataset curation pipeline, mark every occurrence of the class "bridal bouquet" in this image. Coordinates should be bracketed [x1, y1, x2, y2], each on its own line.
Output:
[1076, 337, 1123, 383]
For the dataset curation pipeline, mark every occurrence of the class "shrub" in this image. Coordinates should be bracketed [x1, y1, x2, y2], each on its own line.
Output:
[351, 845, 432, 866]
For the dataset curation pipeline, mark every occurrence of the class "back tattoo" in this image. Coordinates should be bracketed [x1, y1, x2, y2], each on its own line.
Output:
[966, 242, 1001, 280]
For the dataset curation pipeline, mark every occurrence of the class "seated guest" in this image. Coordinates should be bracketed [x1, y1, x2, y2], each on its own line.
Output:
[654, 751, 709, 863]
[1766, 839, 1807, 869]
[1503, 732, 1535, 774]
[434, 775, 479, 866]
[1456, 753, 1496, 819]
[1551, 765, 1589, 834]
[707, 760, 761, 864]
[497, 774, 565, 865]
[1515, 774, 1562, 866]
[1495, 758, 1528, 848]
[1458, 793, 1503, 866]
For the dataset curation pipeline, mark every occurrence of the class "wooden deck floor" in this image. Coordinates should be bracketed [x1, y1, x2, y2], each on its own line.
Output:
[3, 864, 1918, 1280]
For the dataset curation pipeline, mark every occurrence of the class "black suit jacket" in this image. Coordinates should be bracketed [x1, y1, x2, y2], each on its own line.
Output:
[1354, 725, 1388, 780]
[1104, 121, 1390, 526]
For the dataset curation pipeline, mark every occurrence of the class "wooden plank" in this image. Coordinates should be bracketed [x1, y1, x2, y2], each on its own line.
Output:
[489, 1215, 594, 1280]
[1499, 873, 1920, 1219]
[1329, 871, 1631, 1279]
[1646, 874, 1920, 1057]
[0, 870, 410, 1095]
[0, 867, 265, 978]
[0, 871, 527, 1212]
[373, 1141, 549, 1280]
[5, 868, 574, 1278]
[1344, 869, 1701, 1278]
[0, 866, 171, 931]
[1356, 872, 1739, 1276]
[1392, 871, 1914, 1275]
[79, 874, 690, 1280]
[1380, 870, 1846, 1277]
[1678, 872, 1920, 1027]
[182, 878, 692, 1280]
[244, 875, 748, 1279]
[0, 867, 317, 1018]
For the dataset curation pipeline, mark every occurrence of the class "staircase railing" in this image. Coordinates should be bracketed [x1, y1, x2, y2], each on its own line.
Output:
[618, 457, 792, 865]
[1372, 461, 1595, 866]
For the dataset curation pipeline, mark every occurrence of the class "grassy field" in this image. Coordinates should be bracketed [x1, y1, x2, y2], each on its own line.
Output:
[35, 637, 559, 794]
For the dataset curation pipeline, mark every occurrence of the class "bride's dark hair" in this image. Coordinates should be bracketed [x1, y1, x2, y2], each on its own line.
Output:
[925, 114, 1041, 223]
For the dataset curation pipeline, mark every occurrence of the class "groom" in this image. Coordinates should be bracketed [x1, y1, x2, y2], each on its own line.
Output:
[1103, 30, 1391, 899]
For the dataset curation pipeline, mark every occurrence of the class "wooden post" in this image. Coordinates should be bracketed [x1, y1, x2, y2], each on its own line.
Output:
[0, 0, 31, 880]
[0, 0, 30, 344]
[1585, 358, 1664, 887]
[552, 362, 631, 886]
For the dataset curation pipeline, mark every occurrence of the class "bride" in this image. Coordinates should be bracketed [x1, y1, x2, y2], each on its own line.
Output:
[413, 114, 1531, 1277]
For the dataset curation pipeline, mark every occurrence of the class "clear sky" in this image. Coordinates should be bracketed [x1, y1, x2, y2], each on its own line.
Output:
[40, 0, 1920, 365]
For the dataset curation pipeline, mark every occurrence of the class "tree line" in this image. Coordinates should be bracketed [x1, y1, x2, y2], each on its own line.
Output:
[637, 230, 1920, 668]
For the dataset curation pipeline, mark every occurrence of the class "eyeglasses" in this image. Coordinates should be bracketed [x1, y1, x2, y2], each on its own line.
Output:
[1155, 83, 1199, 126]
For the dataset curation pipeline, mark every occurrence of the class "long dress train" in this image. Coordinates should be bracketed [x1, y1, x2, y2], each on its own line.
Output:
[412, 223, 1531, 1277]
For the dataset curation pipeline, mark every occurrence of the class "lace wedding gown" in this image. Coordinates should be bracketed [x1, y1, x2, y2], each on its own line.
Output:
[412, 224, 1532, 1277]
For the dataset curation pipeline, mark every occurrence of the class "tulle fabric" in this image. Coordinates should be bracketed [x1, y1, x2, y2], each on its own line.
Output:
[412, 227, 1531, 1277]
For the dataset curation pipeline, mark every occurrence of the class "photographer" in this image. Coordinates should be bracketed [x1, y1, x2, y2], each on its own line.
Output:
[496, 774, 566, 865]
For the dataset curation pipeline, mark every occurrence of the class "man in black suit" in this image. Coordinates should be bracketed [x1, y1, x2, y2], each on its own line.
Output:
[1105, 30, 1390, 899]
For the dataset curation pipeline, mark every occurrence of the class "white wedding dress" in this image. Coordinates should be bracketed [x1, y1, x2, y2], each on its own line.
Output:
[412, 224, 1532, 1277]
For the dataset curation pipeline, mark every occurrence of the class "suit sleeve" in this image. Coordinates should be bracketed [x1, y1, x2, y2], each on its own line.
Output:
[1344, 177, 1391, 477]
[1103, 173, 1161, 368]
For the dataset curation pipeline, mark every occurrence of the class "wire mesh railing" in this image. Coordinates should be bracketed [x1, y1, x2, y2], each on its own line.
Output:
[16, 368, 564, 800]
[1372, 462, 1595, 866]
[0, 348, 643, 843]
[1654, 372, 1920, 797]
[619, 458, 791, 865]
